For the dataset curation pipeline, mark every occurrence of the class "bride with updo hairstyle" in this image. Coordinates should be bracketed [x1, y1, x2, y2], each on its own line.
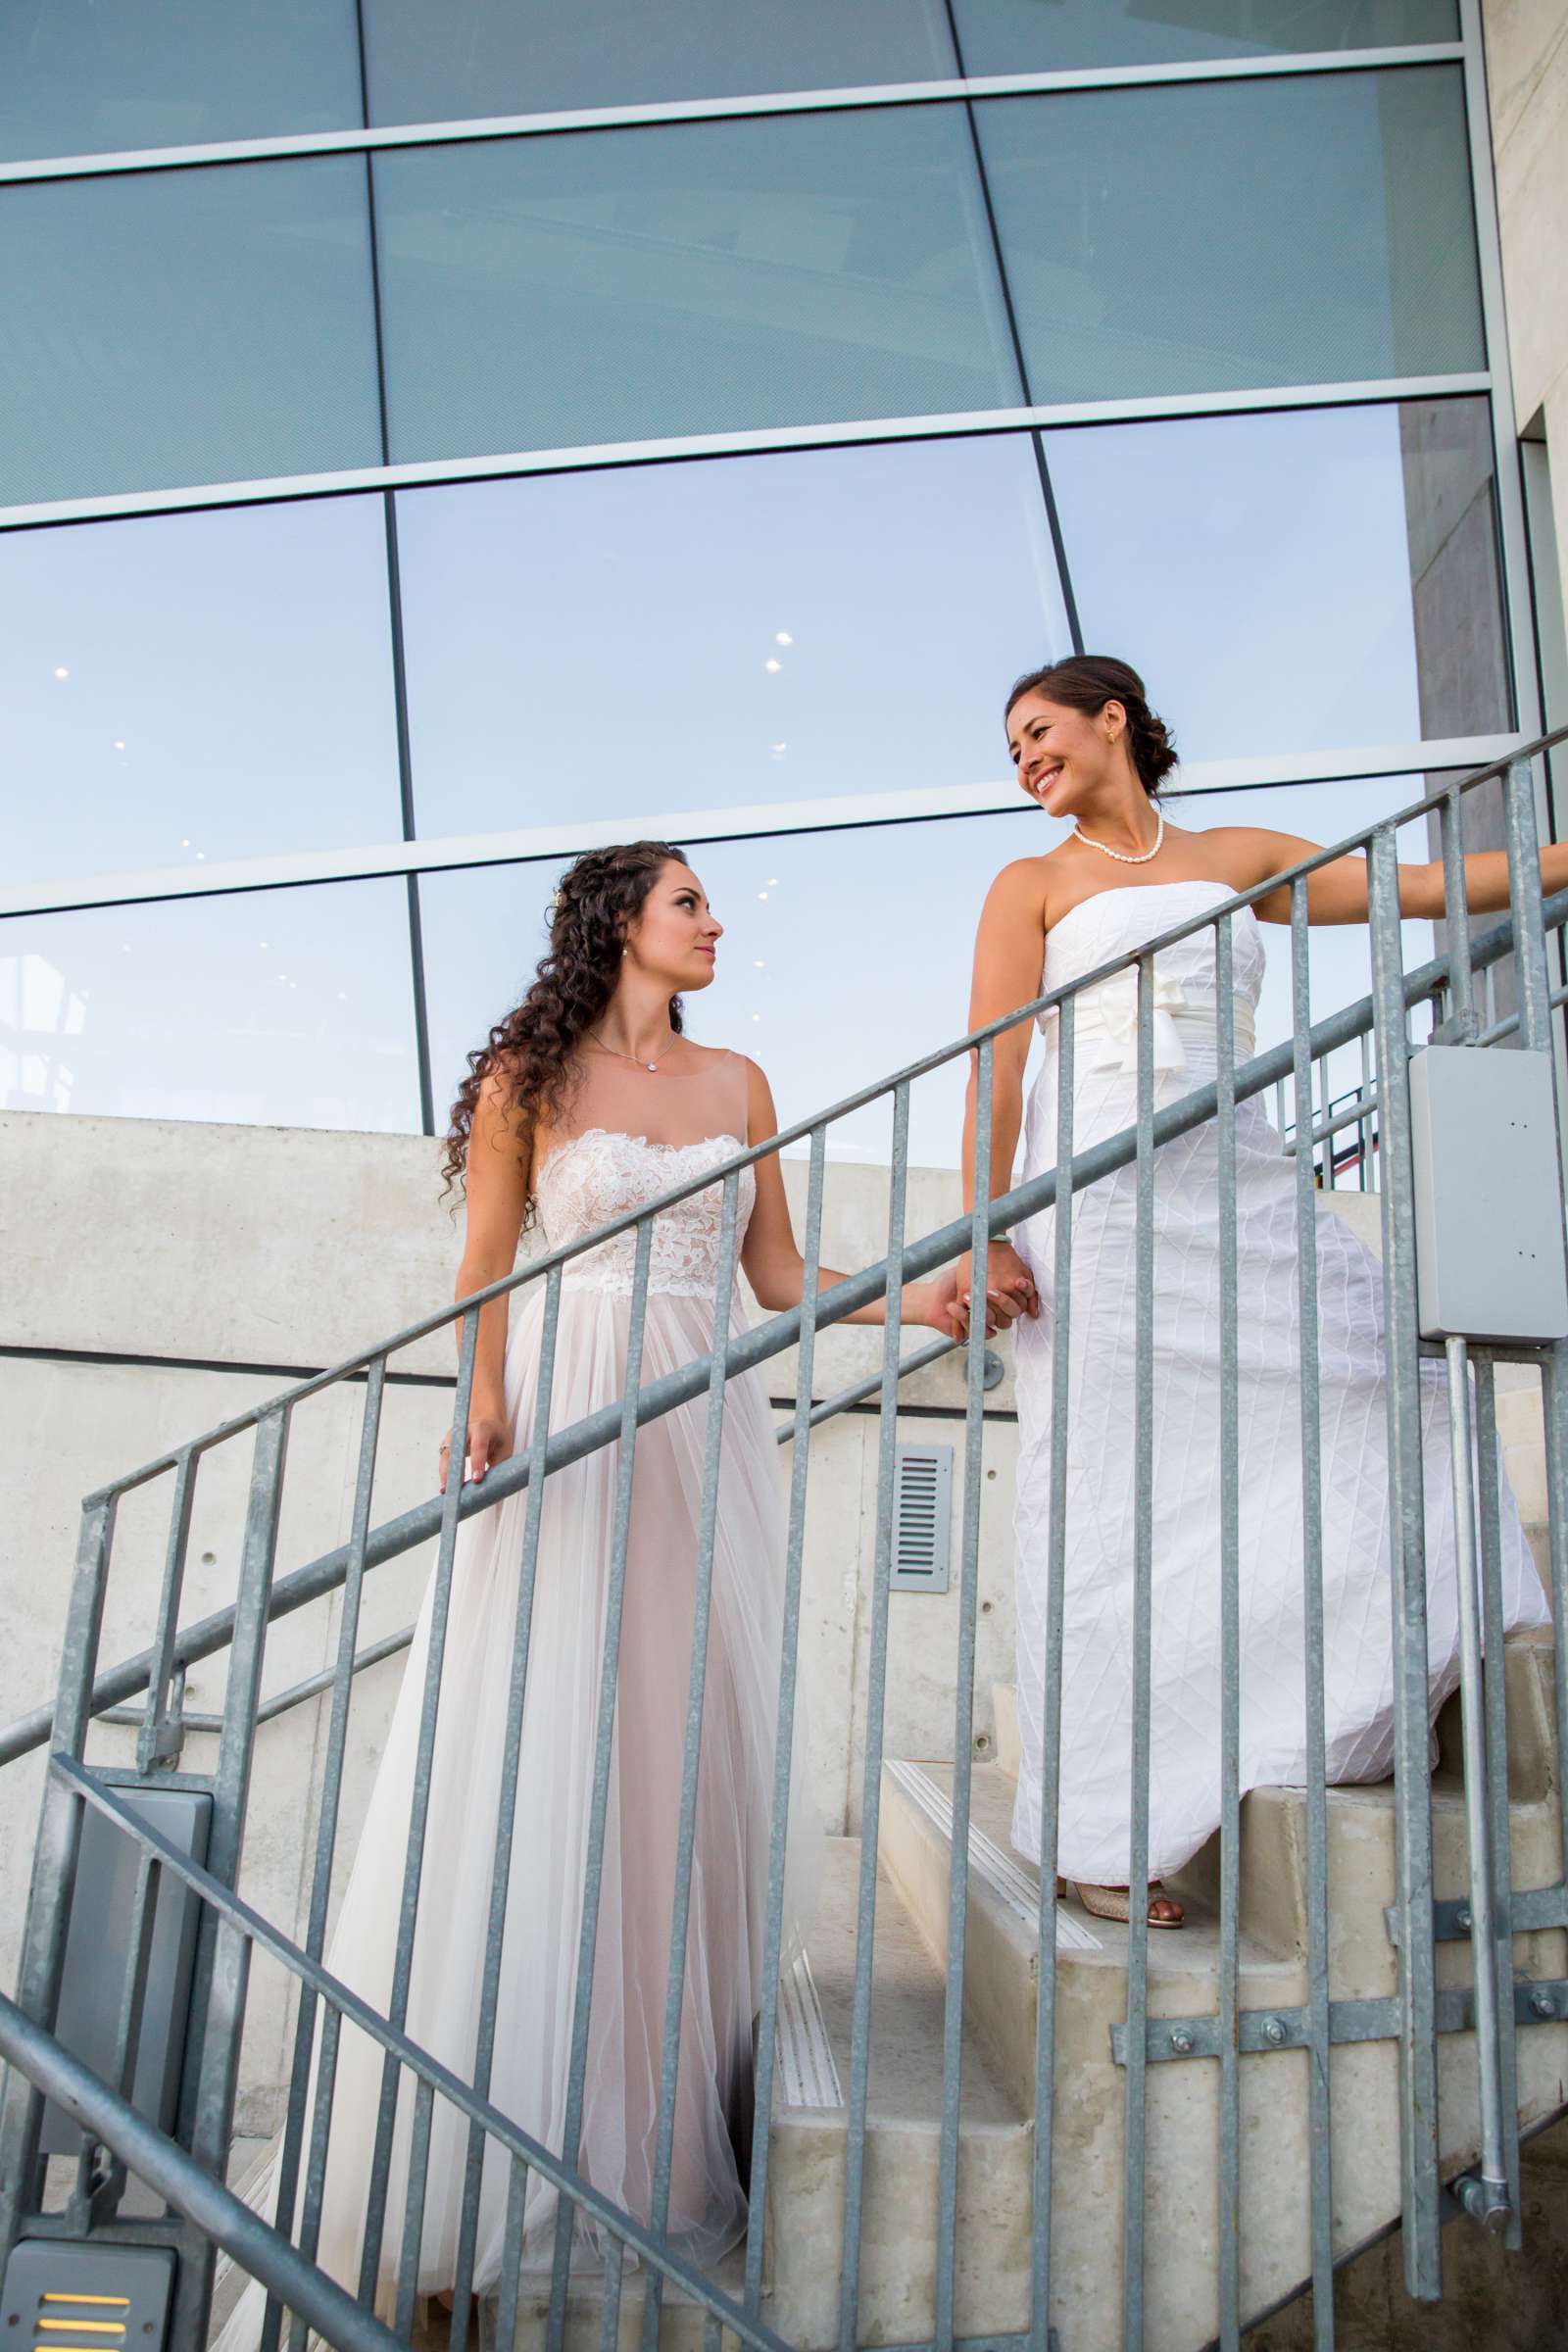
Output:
[957, 654, 1551, 1934]
[218, 840, 973, 2349]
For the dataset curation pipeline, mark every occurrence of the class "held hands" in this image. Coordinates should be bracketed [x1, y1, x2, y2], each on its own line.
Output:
[922, 1254, 1036, 1345]
[955, 1242, 1040, 1342]
[437, 1408, 513, 1493]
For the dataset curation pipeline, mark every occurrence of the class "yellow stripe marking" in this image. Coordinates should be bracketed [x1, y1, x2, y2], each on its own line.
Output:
[40, 2303, 130, 2311]
[36, 2323, 126, 2334]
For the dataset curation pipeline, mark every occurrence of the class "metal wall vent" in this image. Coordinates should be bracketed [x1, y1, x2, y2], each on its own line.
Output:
[890, 1443, 953, 1593]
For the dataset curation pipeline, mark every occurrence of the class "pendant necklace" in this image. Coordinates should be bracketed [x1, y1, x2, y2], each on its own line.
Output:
[587, 1031, 677, 1073]
[1070, 806, 1166, 865]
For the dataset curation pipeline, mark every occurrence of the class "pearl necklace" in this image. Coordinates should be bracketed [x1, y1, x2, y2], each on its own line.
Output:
[1070, 806, 1166, 865]
[587, 1032, 677, 1074]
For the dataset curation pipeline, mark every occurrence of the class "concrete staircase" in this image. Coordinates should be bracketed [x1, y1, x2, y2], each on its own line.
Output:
[480, 1363, 1567, 2350]
[878, 1626, 1565, 2347]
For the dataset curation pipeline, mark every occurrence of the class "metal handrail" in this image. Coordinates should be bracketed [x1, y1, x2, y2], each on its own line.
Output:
[91, 1332, 987, 1740]
[5, 727, 1568, 2352]
[2, 882, 1557, 1777]
[62, 718, 1568, 1517]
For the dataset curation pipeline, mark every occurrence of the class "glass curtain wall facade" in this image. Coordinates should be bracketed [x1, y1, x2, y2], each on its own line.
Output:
[0, 0, 1540, 1164]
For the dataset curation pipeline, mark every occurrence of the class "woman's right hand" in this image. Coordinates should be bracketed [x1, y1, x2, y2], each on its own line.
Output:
[956, 1241, 1039, 1336]
[438, 1410, 513, 1493]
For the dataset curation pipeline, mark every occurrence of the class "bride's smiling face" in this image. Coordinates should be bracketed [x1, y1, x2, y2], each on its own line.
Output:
[1007, 690, 1122, 819]
[623, 860, 723, 992]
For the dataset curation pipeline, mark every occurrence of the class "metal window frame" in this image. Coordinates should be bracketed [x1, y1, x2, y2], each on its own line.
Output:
[0, 7, 1539, 1152]
[0, 735, 1526, 921]
[0, 46, 1467, 187]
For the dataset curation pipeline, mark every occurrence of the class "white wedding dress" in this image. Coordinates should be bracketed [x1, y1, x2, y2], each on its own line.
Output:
[1008, 880, 1549, 1887]
[217, 1049, 815, 2343]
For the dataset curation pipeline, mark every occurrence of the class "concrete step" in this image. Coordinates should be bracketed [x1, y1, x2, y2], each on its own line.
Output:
[760, 1834, 1033, 2349]
[878, 1744, 1568, 2352]
[479, 1837, 1033, 2352]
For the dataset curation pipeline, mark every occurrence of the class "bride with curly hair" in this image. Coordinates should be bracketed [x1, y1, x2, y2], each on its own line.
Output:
[219, 842, 969, 2343]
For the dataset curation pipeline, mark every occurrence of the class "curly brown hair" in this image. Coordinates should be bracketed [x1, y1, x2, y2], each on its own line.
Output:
[440, 840, 690, 1207]
[1004, 654, 1178, 798]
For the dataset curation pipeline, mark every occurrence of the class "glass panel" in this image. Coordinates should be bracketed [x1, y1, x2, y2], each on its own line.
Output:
[395, 435, 1069, 837]
[1044, 397, 1510, 764]
[372, 107, 1020, 465]
[419, 781, 1431, 1172]
[0, 881, 420, 1129]
[0, 0, 364, 163]
[976, 66, 1483, 400]
[364, 0, 955, 122]
[3, 501, 402, 886]
[0, 158, 382, 507]
[953, 0, 1457, 74]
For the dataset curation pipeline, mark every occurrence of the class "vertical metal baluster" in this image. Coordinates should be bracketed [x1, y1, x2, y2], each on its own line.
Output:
[139, 1450, 198, 1775]
[493, 2153, 530, 2352]
[296, 2003, 344, 2322]
[1503, 756, 1554, 1058]
[1368, 826, 1442, 2300]
[546, 1217, 656, 2350]
[1544, 1345, 1568, 1954]
[1441, 789, 1478, 1043]
[0, 1495, 118, 2262]
[111, 1848, 161, 2103]
[1474, 1353, 1521, 2242]
[448, 1266, 563, 2352]
[1316, 1039, 1333, 1190]
[599, 2243, 626, 2352]
[1357, 1033, 1373, 1193]
[175, 1408, 291, 2352]
[641, 1171, 742, 2352]
[394, 2076, 437, 2336]
[274, 1359, 386, 2352]
[934, 1038, 995, 2352]
[1215, 919, 1242, 2352]
[744, 1125, 828, 2322]
[1029, 993, 1073, 2352]
[836, 1081, 911, 2352]
[360, 1312, 480, 2302]
[1290, 883, 1334, 2347]
[1121, 956, 1155, 2352]
[1274, 1077, 1288, 1142]
[1444, 1332, 1509, 2228]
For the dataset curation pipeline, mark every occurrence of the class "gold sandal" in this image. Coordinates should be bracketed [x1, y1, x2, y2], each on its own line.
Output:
[1055, 1875, 1185, 1929]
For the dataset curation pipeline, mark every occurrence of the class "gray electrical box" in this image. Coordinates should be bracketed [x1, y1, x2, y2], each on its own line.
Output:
[42, 1785, 211, 2155]
[1408, 1045, 1568, 1344]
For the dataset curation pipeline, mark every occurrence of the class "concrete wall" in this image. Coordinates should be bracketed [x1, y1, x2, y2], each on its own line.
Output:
[1484, 1, 1568, 618]
[0, 1108, 1022, 2128]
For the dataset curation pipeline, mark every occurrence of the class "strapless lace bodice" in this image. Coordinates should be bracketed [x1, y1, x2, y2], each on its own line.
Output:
[535, 1128, 755, 1298]
[1040, 880, 1265, 1078]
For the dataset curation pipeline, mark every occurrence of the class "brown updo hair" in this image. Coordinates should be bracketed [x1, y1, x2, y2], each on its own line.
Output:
[440, 840, 689, 1206]
[1004, 655, 1178, 798]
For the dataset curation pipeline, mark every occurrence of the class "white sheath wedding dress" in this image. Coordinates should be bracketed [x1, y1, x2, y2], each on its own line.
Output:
[1007, 880, 1548, 1888]
[217, 1050, 814, 2344]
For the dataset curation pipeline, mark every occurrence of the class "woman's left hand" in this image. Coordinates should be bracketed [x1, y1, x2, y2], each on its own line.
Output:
[922, 1268, 1005, 1342]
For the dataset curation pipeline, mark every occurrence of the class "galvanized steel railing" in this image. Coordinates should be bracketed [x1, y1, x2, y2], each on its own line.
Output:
[3, 730, 1568, 2352]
